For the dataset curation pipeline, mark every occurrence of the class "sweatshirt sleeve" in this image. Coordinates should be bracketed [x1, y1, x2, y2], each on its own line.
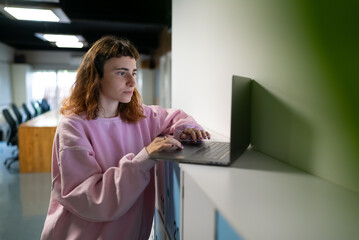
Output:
[145, 105, 204, 139]
[51, 117, 156, 222]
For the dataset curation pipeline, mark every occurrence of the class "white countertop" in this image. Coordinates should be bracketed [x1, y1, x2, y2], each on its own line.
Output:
[180, 149, 359, 239]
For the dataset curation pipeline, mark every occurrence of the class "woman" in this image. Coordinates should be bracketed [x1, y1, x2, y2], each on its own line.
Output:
[41, 35, 210, 240]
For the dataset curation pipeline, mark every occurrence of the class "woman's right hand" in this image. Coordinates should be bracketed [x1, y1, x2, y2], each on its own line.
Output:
[145, 136, 184, 155]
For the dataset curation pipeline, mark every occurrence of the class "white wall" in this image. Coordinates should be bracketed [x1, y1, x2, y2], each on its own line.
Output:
[141, 69, 155, 105]
[0, 63, 12, 106]
[16, 50, 85, 70]
[0, 42, 15, 140]
[172, 0, 359, 193]
[11, 64, 32, 106]
[0, 42, 15, 105]
[172, 0, 318, 136]
[0, 42, 15, 62]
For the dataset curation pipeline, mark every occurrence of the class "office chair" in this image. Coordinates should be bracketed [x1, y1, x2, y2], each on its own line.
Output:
[2, 109, 19, 169]
[22, 103, 32, 121]
[38, 98, 50, 113]
[31, 101, 42, 117]
[42, 98, 51, 112]
[11, 103, 23, 124]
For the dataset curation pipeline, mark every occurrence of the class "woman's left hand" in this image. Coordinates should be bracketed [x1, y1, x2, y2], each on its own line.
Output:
[179, 128, 211, 142]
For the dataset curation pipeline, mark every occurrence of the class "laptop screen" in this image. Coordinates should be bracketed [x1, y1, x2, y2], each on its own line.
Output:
[230, 75, 252, 160]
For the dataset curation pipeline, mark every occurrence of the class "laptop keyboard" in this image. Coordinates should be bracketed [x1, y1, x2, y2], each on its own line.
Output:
[191, 142, 229, 159]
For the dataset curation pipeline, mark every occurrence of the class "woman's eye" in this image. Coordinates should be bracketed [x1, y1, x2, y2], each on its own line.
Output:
[132, 72, 137, 76]
[118, 72, 125, 76]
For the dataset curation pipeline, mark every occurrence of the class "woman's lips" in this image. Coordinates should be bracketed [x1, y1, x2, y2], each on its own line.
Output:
[124, 91, 133, 95]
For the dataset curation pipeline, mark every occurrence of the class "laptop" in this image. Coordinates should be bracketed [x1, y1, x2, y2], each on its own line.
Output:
[149, 75, 252, 166]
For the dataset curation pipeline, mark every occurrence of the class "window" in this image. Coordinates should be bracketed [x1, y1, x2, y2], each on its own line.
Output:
[31, 70, 76, 110]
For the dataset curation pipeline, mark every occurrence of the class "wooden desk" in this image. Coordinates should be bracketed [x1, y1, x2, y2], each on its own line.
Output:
[18, 110, 61, 173]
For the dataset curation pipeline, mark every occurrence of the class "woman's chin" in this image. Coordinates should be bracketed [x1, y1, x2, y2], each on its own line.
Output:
[119, 98, 132, 104]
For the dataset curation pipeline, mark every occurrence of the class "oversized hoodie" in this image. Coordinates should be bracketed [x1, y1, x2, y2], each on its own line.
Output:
[41, 105, 202, 240]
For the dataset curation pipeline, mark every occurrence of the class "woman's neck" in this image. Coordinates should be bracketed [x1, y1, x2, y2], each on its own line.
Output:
[97, 107, 118, 118]
[97, 100, 119, 118]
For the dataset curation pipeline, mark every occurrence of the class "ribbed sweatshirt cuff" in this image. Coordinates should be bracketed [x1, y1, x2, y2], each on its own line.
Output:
[133, 148, 156, 171]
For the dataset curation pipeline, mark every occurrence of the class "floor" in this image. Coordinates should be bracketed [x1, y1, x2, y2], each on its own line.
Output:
[0, 141, 51, 240]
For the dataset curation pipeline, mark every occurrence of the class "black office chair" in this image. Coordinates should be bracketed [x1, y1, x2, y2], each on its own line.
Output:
[38, 98, 50, 113]
[31, 101, 42, 117]
[11, 103, 23, 124]
[2, 109, 19, 169]
[22, 103, 33, 121]
[42, 98, 51, 112]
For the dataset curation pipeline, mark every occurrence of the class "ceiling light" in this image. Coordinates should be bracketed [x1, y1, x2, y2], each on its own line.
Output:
[56, 41, 84, 48]
[43, 34, 79, 42]
[0, 5, 70, 23]
[4, 7, 59, 22]
[35, 33, 88, 49]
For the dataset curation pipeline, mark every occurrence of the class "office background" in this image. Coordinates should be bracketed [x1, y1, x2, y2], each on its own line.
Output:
[2, 2, 357, 194]
[0, 0, 358, 239]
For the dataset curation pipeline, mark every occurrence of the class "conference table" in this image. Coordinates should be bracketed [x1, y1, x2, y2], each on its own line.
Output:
[18, 110, 61, 173]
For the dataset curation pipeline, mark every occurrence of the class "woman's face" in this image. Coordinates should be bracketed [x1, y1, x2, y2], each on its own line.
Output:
[99, 56, 137, 104]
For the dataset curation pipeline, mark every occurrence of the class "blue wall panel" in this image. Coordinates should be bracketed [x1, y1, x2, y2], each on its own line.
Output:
[216, 211, 243, 240]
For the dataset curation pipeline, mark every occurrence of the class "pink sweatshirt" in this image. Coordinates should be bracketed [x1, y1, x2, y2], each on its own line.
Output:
[41, 105, 202, 240]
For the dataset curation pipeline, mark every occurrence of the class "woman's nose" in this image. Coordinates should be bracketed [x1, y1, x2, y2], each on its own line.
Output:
[127, 74, 136, 86]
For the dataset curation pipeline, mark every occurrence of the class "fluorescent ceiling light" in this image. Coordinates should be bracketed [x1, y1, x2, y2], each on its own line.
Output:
[0, 4, 70, 23]
[4, 7, 59, 22]
[35, 33, 87, 49]
[43, 34, 79, 42]
[56, 41, 84, 48]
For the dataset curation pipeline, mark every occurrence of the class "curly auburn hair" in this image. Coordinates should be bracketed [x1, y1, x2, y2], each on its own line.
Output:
[61, 35, 146, 123]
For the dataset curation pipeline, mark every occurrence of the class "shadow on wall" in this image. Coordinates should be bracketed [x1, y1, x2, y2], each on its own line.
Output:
[233, 81, 314, 174]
